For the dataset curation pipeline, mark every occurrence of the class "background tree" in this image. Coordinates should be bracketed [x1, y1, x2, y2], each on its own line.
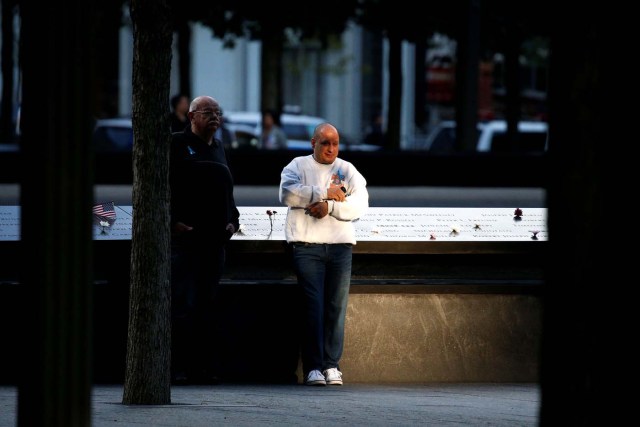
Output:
[17, 0, 96, 424]
[354, 0, 457, 150]
[479, 1, 551, 150]
[92, 1, 124, 118]
[0, 0, 17, 142]
[172, 0, 359, 114]
[122, 0, 173, 405]
[355, 0, 551, 150]
[168, 1, 192, 98]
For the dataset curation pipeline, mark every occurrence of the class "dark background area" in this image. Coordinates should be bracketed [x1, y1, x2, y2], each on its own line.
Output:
[0, 149, 548, 187]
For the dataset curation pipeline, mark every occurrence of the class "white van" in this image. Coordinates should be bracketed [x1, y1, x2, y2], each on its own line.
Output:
[424, 120, 548, 154]
[476, 120, 548, 152]
[223, 111, 382, 151]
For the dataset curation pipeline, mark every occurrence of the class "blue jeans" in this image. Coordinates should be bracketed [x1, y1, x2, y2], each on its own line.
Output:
[292, 243, 353, 374]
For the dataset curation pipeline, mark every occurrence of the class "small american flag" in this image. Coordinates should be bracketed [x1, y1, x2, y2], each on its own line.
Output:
[92, 201, 116, 220]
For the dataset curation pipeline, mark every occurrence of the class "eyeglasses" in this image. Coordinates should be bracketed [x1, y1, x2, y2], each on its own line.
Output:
[192, 110, 223, 117]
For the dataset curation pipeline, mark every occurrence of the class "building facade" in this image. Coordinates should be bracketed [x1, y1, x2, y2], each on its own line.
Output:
[118, 14, 419, 148]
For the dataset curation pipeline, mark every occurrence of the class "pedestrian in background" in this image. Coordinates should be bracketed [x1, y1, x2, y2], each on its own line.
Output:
[169, 95, 240, 384]
[363, 111, 385, 147]
[170, 93, 190, 133]
[259, 108, 288, 149]
[279, 122, 369, 386]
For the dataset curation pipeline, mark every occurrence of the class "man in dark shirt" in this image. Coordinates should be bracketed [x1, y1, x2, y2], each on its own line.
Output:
[169, 95, 240, 384]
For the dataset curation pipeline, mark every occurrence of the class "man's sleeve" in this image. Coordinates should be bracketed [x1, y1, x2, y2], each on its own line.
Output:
[279, 159, 325, 207]
[330, 167, 369, 221]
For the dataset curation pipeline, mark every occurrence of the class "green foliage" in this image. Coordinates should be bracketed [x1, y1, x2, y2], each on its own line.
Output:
[169, 0, 360, 48]
[353, 0, 553, 47]
[354, 0, 460, 42]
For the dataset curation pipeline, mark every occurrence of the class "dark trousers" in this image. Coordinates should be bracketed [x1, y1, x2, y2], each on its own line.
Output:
[170, 238, 225, 379]
[292, 243, 353, 375]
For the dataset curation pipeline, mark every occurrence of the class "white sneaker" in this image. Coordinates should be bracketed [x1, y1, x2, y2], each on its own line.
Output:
[305, 369, 326, 386]
[323, 368, 343, 385]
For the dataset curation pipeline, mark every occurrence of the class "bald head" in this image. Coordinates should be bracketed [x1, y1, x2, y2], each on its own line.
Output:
[311, 122, 340, 164]
[189, 96, 218, 113]
[312, 123, 338, 140]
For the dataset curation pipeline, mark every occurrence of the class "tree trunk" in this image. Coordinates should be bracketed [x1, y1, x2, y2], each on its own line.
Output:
[176, 20, 192, 97]
[18, 0, 95, 424]
[0, 0, 16, 141]
[504, 21, 521, 151]
[386, 31, 402, 150]
[122, 0, 173, 405]
[260, 32, 283, 113]
[540, 6, 631, 425]
[454, 0, 480, 152]
[92, 1, 122, 118]
[413, 37, 427, 132]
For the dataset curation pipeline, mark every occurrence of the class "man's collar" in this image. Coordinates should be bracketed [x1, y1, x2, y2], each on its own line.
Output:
[185, 126, 216, 146]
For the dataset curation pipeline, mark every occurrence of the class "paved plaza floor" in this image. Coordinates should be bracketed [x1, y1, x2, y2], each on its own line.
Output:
[1, 382, 540, 426]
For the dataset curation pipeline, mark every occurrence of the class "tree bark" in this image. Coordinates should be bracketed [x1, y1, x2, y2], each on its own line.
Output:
[413, 37, 427, 132]
[176, 20, 192, 98]
[504, 21, 521, 151]
[0, 0, 16, 141]
[122, 0, 173, 405]
[454, 0, 480, 152]
[386, 30, 402, 151]
[92, 1, 122, 118]
[18, 0, 95, 424]
[540, 5, 631, 425]
[260, 32, 283, 113]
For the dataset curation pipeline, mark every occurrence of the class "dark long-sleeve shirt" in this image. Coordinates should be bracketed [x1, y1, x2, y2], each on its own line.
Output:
[170, 127, 240, 243]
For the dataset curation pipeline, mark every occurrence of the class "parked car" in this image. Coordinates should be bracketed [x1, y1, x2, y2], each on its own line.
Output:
[92, 113, 384, 152]
[91, 117, 250, 152]
[424, 120, 548, 154]
[223, 111, 313, 150]
[223, 111, 382, 151]
[93, 118, 134, 152]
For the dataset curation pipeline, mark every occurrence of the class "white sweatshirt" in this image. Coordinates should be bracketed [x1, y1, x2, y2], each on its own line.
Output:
[279, 154, 369, 244]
